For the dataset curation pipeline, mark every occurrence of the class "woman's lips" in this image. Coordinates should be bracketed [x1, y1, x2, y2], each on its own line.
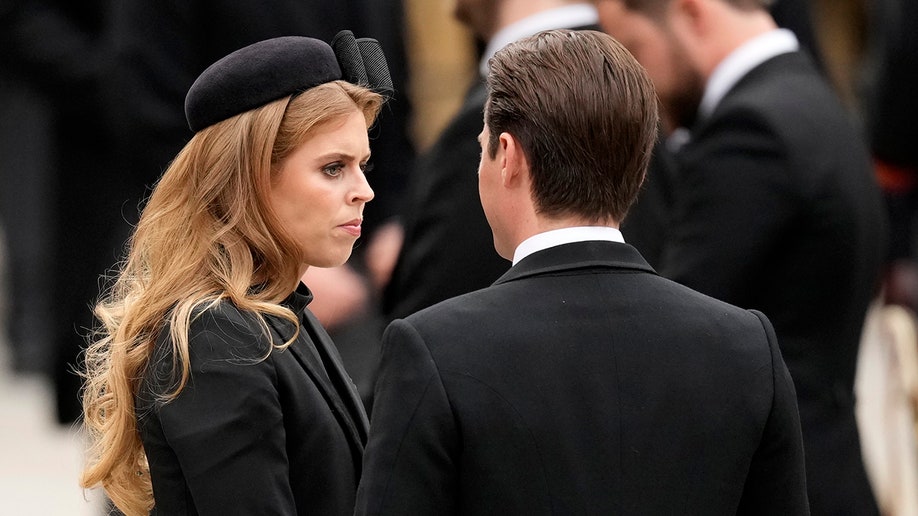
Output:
[338, 219, 362, 237]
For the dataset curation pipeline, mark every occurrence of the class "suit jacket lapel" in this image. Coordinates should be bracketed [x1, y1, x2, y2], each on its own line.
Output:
[302, 309, 370, 438]
[266, 315, 368, 455]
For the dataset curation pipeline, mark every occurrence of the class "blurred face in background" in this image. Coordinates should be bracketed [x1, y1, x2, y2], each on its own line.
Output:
[453, 0, 500, 40]
[595, 0, 705, 131]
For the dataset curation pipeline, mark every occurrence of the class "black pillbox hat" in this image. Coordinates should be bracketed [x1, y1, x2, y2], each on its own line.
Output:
[185, 31, 393, 132]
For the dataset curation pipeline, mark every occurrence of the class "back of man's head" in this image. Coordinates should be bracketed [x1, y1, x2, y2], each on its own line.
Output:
[484, 29, 658, 224]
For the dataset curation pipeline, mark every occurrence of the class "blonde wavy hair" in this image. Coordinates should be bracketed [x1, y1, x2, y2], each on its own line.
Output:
[80, 80, 382, 515]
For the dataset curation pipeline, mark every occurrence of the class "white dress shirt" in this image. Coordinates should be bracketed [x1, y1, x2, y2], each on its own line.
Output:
[512, 226, 625, 265]
[698, 28, 800, 119]
[668, 28, 799, 152]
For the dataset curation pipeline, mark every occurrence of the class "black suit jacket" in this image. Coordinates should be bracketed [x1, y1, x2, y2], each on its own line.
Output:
[137, 285, 368, 515]
[661, 51, 885, 515]
[359, 241, 808, 515]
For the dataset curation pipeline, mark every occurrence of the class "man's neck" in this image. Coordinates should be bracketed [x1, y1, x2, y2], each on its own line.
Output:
[480, 2, 597, 75]
[492, 0, 585, 38]
[512, 225, 624, 265]
[699, 7, 778, 79]
[698, 28, 798, 118]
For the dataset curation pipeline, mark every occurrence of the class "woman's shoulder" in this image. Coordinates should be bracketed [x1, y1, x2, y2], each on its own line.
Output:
[141, 299, 282, 401]
[184, 299, 280, 358]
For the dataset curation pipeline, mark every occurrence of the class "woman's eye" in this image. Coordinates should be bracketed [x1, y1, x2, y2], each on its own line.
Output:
[323, 163, 344, 177]
[360, 162, 374, 173]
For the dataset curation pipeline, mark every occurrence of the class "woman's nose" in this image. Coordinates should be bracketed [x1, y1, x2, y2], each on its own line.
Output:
[351, 170, 374, 203]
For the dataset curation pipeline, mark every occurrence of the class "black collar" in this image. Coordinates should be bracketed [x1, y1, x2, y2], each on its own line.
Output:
[281, 282, 314, 315]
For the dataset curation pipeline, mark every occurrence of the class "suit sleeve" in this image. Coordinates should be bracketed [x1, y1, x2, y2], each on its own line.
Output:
[738, 310, 810, 515]
[155, 308, 296, 514]
[660, 108, 795, 306]
[356, 319, 459, 515]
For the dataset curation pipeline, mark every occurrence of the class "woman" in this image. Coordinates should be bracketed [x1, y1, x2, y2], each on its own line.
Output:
[80, 33, 391, 515]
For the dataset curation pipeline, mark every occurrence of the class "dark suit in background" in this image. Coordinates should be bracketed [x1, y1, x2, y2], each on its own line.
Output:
[864, 0, 918, 309]
[596, 3, 885, 510]
[661, 50, 885, 515]
[382, 79, 505, 320]
[0, 0, 121, 423]
[770, 0, 823, 67]
[620, 140, 676, 268]
[866, 0, 918, 183]
[0, 3, 56, 373]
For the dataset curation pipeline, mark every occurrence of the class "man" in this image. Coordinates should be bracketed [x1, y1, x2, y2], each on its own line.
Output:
[594, 1, 885, 514]
[381, 1, 608, 321]
[356, 29, 808, 515]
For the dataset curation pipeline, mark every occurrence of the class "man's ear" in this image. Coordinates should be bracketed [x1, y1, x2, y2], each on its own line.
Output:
[670, 0, 708, 37]
[500, 132, 528, 188]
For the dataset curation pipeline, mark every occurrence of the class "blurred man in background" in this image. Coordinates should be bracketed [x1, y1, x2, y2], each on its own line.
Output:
[594, 0, 885, 513]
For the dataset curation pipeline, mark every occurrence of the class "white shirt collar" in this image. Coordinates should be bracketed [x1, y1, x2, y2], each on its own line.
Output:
[480, 4, 598, 77]
[698, 29, 799, 119]
[512, 226, 624, 265]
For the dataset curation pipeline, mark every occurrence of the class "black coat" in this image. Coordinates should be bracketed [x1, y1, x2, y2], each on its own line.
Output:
[661, 51, 885, 515]
[138, 285, 368, 515]
[359, 241, 809, 515]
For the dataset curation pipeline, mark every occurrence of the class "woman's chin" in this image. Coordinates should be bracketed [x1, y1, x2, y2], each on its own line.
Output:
[305, 250, 354, 269]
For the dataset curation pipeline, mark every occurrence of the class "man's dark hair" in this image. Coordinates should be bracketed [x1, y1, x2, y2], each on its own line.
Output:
[485, 29, 659, 223]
